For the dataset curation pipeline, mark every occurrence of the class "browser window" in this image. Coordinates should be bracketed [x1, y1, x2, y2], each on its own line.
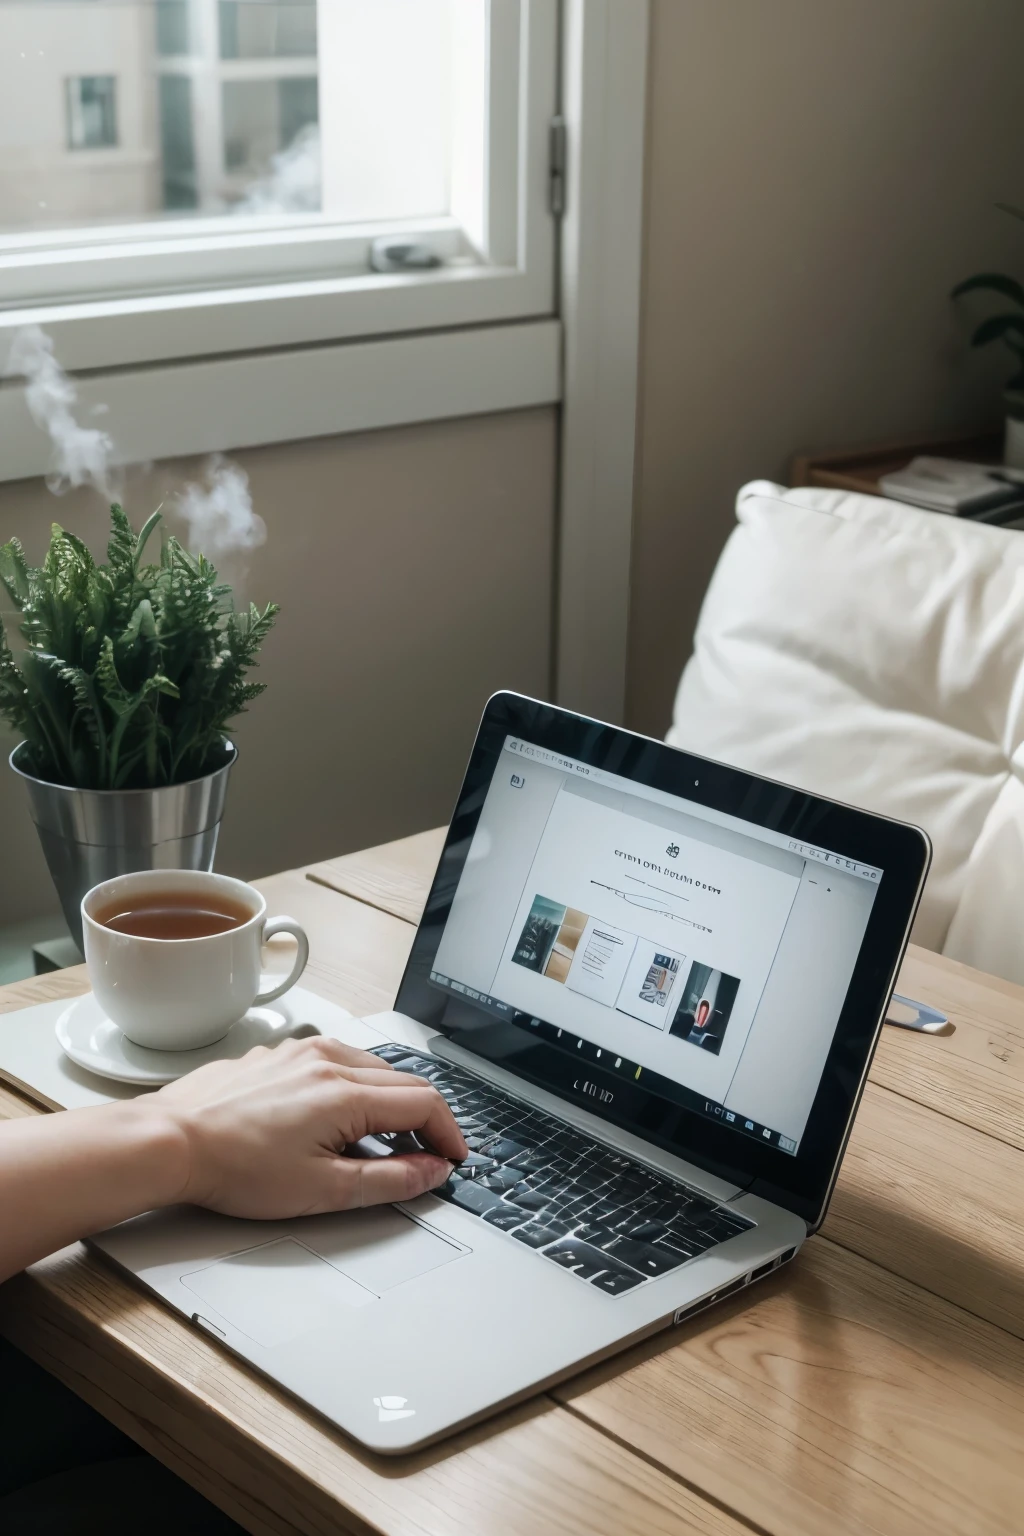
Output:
[431, 738, 882, 1156]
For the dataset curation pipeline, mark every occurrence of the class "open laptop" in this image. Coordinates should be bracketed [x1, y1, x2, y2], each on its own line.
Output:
[92, 692, 931, 1452]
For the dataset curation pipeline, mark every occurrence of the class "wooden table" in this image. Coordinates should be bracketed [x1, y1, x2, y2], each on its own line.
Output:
[2, 828, 1023, 1536]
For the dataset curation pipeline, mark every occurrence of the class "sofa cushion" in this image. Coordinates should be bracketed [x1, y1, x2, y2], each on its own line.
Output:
[667, 480, 1024, 982]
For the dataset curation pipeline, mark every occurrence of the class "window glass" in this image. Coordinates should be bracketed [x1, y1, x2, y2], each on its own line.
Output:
[219, 1, 317, 61]
[158, 74, 197, 209]
[66, 77, 118, 151]
[156, 0, 189, 57]
[221, 77, 318, 186]
[0, 0, 464, 236]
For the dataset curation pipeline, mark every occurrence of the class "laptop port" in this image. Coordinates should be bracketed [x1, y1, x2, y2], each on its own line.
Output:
[750, 1259, 777, 1281]
[673, 1299, 706, 1325]
[780, 1247, 796, 1264]
[715, 1275, 749, 1299]
[673, 1273, 749, 1324]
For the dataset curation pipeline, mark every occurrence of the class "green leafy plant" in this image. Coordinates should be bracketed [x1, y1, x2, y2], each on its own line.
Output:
[0, 505, 278, 790]
[952, 202, 1024, 391]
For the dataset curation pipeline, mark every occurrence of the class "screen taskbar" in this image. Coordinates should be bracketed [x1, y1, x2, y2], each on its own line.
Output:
[428, 971, 799, 1156]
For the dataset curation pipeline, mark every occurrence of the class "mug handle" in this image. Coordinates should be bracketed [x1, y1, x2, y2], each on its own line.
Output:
[254, 915, 310, 1005]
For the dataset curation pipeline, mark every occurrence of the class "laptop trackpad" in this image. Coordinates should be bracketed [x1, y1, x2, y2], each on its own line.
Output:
[182, 1209, 463, 1349]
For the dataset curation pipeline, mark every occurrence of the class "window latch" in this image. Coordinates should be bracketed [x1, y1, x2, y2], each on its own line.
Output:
[369, 238, 443, 274]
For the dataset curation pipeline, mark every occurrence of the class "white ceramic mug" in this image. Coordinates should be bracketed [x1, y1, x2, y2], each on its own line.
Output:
[82, 869, 310, 1051]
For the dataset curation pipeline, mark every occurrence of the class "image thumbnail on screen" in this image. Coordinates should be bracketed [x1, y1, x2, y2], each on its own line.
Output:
[511, 896, 588, 978]
[637, 953, 680, 1010]
[668, 962, 740, 1056]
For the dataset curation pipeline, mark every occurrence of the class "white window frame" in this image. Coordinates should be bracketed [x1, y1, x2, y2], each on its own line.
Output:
[555, 0, 648, 726]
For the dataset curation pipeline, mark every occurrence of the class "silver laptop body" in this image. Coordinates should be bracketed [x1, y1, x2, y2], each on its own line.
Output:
[92, 694, 929, 1452]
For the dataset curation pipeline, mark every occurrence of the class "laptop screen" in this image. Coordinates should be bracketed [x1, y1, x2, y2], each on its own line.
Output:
[430, 734, 882, 1159]
[396, 694, 929, 1226]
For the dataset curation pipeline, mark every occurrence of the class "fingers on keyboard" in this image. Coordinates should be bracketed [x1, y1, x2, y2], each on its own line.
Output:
[371, 1043, 753, 1295]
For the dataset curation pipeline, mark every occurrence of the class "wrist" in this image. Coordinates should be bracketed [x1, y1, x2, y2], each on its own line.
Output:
[107, 1097, 194, 1210]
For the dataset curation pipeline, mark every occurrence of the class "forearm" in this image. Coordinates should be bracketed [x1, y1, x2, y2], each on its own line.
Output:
[0, 1101, 188, 1284]
[0, 1038, 465, 1282]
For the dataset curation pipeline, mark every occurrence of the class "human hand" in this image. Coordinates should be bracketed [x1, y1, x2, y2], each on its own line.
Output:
[149, 1036, 467, 1220]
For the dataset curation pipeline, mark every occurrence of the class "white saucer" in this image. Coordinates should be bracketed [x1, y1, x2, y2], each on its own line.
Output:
[55, 993, 322, 1087]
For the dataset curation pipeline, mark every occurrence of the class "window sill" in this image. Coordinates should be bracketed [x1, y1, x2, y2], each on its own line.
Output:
[0, 253, 553, 376]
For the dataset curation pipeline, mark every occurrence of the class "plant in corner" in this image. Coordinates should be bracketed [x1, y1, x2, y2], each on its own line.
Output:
[0, 505, 278, 949]
[952, 201, 1024, 468]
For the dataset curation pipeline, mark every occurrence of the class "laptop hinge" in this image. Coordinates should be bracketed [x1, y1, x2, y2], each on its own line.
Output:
[428, 1033, 744, 1209]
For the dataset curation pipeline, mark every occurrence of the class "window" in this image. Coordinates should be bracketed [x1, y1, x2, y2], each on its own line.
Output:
[66, 77, 118, 152]
[0, 0, 647, 727]
[218, 1, 317, 60]
[0, 0, 558, 372]
[6, 0, 444, 231]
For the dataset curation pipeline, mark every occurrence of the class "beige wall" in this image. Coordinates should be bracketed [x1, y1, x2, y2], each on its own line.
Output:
[0, 408, 556, 929]
[628, 0, 1024, 737]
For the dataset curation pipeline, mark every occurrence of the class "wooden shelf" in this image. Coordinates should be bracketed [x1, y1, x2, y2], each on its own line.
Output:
[790, 427, 1003, 497]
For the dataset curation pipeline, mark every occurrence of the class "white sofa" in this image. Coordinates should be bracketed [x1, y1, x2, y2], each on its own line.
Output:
[668, 480, 1024, 985]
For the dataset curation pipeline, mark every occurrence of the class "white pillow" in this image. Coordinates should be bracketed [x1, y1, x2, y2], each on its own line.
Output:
[667, 480, 1024, 983]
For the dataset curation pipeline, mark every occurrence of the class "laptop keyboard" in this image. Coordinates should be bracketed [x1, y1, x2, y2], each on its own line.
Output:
[371, 1043, 754, 1297]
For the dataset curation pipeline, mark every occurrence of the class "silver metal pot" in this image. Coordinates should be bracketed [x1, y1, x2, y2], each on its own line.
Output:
[10, 742, 236, 953]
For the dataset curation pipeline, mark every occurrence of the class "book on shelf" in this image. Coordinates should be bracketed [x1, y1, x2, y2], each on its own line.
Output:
[879, 456, 1022, 516]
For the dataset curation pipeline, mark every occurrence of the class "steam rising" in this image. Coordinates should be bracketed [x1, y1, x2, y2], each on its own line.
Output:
[6, 325, 115, 496]
[5, 325, 267, 567]
[235, 125, 321, 215]
[174, 457, 267, 563]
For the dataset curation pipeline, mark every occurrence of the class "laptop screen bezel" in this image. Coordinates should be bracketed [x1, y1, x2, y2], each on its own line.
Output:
[394, 692, 931, 1230]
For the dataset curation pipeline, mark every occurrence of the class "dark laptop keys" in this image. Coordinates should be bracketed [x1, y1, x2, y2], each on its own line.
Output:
[590, 1267, 646, 1296]
[479, 1137, 529, 1163]
[483, 1206, 527, 1232]
[440, 1179, 506, 1218]
[572, 1222, 616, 1247]
[506, 1149, 550, 1175]
[508, 1186, 552, 1214]
[544, 1239, 647, 1293]
[512, 1220, 568, 1249]
[371, 1042, 754, 1294]
[614, 1218, 668, 1243]
[480, 1166, 522, 1194]
[602, 1235, 691, 1277]
[455, 1152, 499, 1175]
[586, 1199, 622, 1224]
[544, 1239, 611, 1279]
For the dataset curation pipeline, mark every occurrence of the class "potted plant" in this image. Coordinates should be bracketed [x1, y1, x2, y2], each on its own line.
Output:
[0, 504, 277, 951]
[952, 201, 1024, 469]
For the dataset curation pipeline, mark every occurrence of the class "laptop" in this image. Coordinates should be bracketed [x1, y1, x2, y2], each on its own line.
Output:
[91, 692, 931, 1451]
